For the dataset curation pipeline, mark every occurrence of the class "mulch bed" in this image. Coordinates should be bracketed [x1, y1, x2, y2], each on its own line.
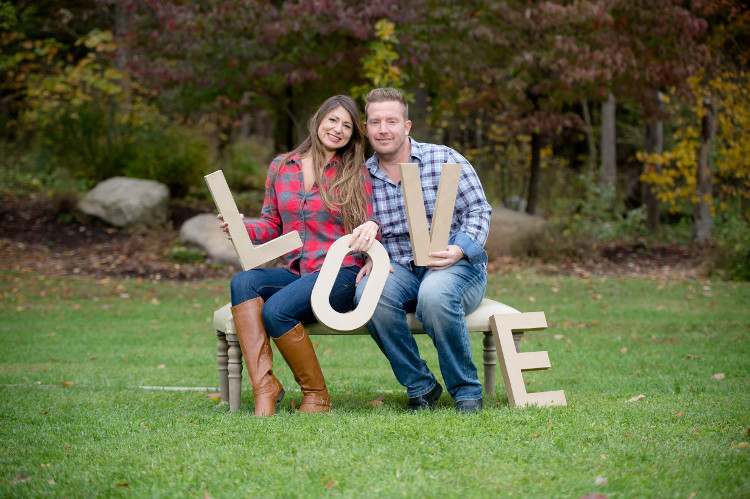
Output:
[0, 193, 704, 282]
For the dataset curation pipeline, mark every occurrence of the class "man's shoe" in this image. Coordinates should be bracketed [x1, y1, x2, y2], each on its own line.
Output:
[455, 398, 483, 414]
[407, 383, 443, 412]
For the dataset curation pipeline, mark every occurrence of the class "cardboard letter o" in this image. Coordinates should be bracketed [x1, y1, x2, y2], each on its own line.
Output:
[311, 235, 390, 332]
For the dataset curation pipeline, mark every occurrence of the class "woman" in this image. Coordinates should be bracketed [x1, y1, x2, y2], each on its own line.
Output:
[219, 95, 380, 416]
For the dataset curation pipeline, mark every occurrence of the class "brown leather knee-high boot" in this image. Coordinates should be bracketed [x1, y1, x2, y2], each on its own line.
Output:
[273, 323, 331, 413]
[231, 297, 284, 416]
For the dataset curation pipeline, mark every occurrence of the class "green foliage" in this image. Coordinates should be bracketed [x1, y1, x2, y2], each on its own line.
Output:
[0, 147, 88, 198]
[20, 30, 213, 197]
[220, 137, 272, 192]
[168, 245, 206, 265]
[711, 211, 750, 280]
[351, 19, 411, 104]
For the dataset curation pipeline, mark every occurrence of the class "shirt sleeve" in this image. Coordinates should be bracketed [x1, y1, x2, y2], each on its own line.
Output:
[446, 150, 492, 265]
[244, 158, 285, 243]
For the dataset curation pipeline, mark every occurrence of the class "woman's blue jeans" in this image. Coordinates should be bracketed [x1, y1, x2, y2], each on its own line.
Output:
[230, 267, 359, 338]
[354, 260, 487, 402]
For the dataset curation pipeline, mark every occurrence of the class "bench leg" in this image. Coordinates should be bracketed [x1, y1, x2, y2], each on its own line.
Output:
[216, 330, 229, 404]
[513, 333, 523, 354]
[227, 335, 243, 411]
[482, 331, 497, 396]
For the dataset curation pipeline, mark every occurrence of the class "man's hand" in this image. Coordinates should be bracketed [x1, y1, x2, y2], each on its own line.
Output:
[355, 258, 395, 285]
[426, 245, 464, 270]
[349, 220, 379, 253]
[217, 213, 244, 240]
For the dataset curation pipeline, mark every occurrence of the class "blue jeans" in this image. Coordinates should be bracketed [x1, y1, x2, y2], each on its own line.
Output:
[231, 267, 359, 338]
[354, 260, 487, 402]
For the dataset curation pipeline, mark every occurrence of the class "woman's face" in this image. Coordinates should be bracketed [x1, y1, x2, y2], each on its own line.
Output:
[317, 105, 354, 153]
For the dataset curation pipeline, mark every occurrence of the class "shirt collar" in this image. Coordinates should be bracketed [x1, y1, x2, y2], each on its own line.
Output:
[367, 137, 420, 176]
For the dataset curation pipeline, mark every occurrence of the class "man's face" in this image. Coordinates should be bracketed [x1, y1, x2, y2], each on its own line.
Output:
[365, 100, 412, 157]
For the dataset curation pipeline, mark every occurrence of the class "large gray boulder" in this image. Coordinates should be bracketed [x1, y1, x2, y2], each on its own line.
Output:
[179, 214, 241, 269]
[78, 177, 169, 227]
[484, 206, 546, 256]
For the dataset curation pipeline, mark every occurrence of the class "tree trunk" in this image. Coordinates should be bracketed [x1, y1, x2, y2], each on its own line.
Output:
[643, 116, 663, 233]
[581, 98, 597, 175]
[694, 97, 716, 246]
[600, 93, 616, 189]
[526, 132, 541, 215]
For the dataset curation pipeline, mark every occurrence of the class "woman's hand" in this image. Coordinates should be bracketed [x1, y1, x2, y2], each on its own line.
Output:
[355, 258, 395, 285]
[217, 213, 244, 240]
[349, 220, 379, 253]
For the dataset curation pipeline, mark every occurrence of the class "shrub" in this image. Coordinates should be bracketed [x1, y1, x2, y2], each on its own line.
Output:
[20, 30, 214, 198]
[711, 212, 750, 280]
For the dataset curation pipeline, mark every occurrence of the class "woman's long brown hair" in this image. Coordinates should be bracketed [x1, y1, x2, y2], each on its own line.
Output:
[277, 95, 368, 233]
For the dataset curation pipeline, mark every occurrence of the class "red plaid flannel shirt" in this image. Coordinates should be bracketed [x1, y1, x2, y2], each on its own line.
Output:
[245, 153, 376, 276]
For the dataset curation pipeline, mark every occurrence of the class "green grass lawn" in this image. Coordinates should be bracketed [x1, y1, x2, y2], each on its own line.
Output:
[1, 269, 748, 498]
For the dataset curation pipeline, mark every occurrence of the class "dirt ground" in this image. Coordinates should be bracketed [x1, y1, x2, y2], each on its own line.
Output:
[0, 193, 705, 282]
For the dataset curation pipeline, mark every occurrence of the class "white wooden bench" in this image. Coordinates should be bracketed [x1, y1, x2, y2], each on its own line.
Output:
[212, 298, 524, 411]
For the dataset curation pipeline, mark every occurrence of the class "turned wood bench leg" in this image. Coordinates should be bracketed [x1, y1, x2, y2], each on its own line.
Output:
[482, 331, 497, 396]
[226, 334, 243, 411]
[216, 330, 229, 404]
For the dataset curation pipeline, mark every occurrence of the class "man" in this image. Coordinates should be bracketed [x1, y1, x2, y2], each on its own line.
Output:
[355, 88, 492, 413]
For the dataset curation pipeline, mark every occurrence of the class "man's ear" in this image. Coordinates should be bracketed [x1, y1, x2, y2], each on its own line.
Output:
[404, 120, 412, 135]
[363, 122, 368, 135]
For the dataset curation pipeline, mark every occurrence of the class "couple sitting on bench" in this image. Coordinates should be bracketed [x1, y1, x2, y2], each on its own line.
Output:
[217, 88, 492, 416]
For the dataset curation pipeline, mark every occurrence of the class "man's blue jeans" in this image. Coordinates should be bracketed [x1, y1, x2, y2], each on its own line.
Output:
[355, 260, 487, 402]
[231, 267, 359, 338]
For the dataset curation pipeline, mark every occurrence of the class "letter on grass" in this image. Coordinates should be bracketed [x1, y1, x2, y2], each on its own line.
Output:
[311, 235, 390, 332]
[399, 163, 461, 266]
[490, 312, 567, 408]
[205, 170, 302, 270]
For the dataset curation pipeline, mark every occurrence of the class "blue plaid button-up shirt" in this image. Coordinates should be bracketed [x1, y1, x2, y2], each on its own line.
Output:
[366, 138, 492, 269]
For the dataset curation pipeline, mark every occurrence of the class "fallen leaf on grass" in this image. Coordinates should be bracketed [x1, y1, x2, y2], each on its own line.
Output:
[711, 373, 725, 380]
[527, 434, 541, 438]
[60, 381, 74, 387]
[554, 334, 565, 340]
[674, 411, 683, 417]
[627, 394, 646, 402]
[13, 474, 32, 484]
[157, 364, 165, 369]
[206, 393, 221, 403]
[692, 428, 699, 434]
[290, 401, 297, 410]
[600, 454, 607, 460]
[48, 479, 57, 485]
[579, 495, 608, 499]
[325, 480, 335, 489]
[594, 476, 608, 486]
[323, 348, 333, 356]
[688, 493, 697, 499]
[686, 354, 704, 360]
[621, 347, 628, 354]
[116, 482, 129, 487]
[365, 396, 386, 407]
[731, 442, 749, 450]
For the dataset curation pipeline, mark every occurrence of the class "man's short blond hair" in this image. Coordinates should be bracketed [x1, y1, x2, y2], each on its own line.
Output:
[365, 88, 409, 121]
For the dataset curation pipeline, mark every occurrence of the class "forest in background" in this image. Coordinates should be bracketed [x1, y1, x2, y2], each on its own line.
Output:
[1, 0, 748, 278]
